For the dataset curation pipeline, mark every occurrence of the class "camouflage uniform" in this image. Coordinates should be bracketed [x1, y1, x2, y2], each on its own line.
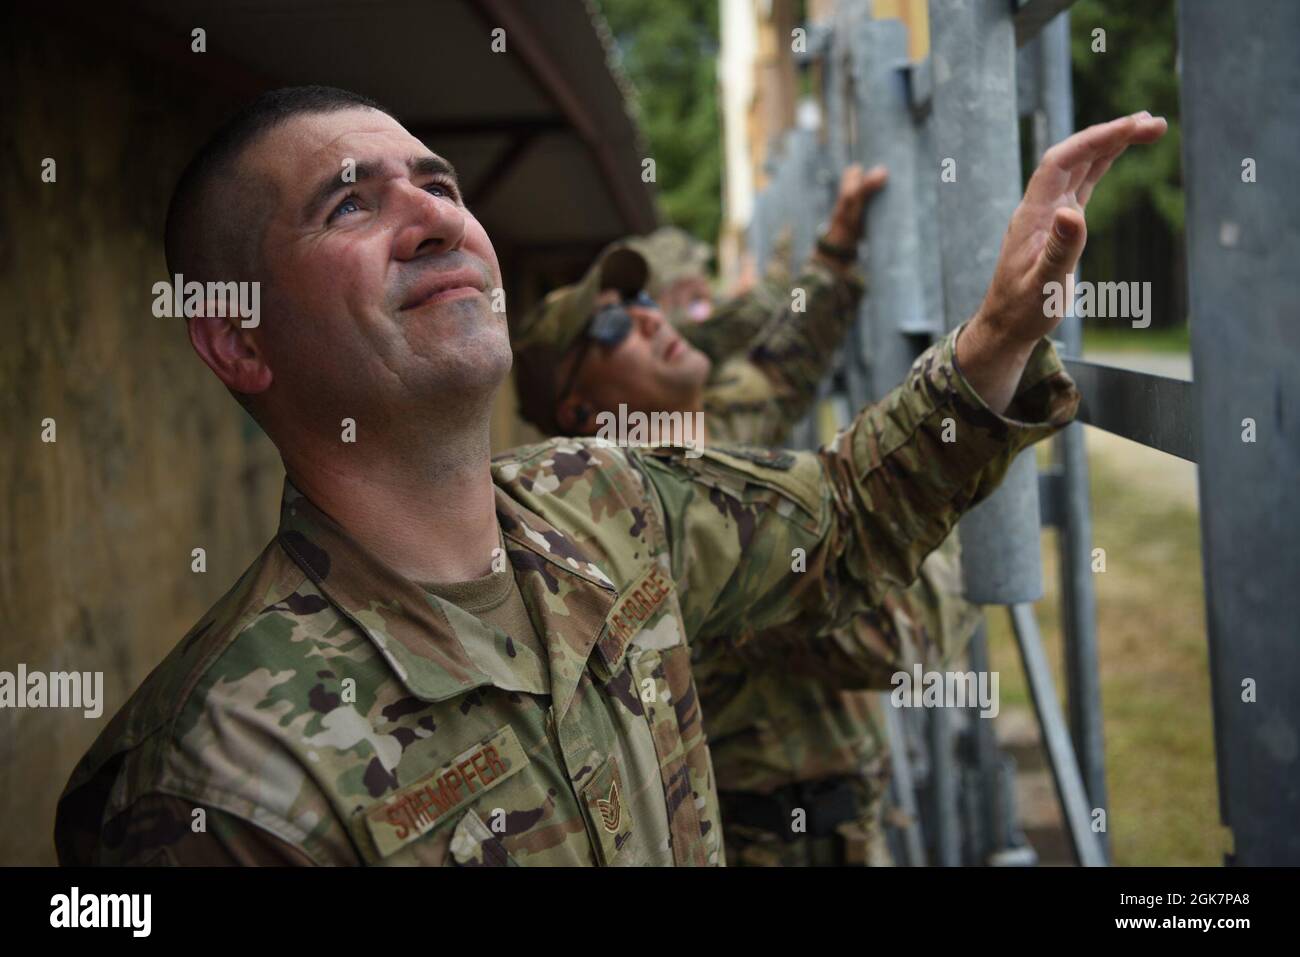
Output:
[683, 274, 793, 368]
[628, 226, 792, 367]
[696, 257, 981, 865]
[56, 322, 1076, 865]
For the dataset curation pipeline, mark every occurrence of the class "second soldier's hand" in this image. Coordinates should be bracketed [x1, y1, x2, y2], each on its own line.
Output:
[816, 163, 888, 274]
[956, 111, 1167, 413]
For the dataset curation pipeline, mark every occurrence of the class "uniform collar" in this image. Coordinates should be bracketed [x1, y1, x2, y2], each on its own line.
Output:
[276, 479, 619, 718]
[493, 486, 622, 718]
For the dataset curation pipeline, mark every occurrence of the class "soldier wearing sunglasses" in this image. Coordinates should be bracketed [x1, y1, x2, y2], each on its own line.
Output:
[510, 164, 984, 865]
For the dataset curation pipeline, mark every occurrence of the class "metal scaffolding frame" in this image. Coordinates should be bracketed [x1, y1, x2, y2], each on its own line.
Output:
[746, 0, 1299, 865]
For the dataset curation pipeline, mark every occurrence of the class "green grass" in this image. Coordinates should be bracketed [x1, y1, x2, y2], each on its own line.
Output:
[984, 438, 1226, 865]
[1082, 323, 1190, 354]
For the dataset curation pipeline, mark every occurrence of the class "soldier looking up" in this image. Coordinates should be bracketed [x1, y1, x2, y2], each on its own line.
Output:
[55, 84, 1162, 865]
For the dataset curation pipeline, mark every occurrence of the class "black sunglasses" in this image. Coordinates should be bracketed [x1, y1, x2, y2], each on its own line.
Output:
[557, 291, 659, 404]
[588, 291, 658, 343]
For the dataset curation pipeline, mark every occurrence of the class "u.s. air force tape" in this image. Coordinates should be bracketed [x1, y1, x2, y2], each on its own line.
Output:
[604, 564, 673, 647]
[364, 724, 530, 858]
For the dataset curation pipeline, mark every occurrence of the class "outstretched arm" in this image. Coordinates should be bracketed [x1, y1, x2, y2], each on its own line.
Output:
[957, 111, 1168, 412]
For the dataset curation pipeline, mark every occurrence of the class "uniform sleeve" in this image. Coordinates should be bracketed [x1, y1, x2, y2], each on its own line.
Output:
[679, 275, 786, 364]
[735, 259, 864, 425]
[685, 261, 863, 395]
[59, 792, 322, 866]
[744, 533, 985, 690]
[636, 323, 1078, 670]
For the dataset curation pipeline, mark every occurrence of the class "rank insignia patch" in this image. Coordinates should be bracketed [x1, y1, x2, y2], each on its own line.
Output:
[596, 777, 622, 832]
[581, 756, 634, 864]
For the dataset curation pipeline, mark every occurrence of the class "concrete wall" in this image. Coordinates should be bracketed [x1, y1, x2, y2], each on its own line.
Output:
[0, 15, 283, 865]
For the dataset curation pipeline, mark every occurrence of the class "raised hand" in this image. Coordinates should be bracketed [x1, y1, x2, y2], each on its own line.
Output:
[976, 110, 1168, 347]
[823, 163, 889, 250]
[956, 111, 1167, 412]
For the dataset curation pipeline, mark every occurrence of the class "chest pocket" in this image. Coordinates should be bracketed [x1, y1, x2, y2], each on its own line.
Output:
[448, 808, 518, 866]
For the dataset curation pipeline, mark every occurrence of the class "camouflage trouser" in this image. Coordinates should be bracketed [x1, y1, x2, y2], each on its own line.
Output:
[719, 774, 894, 867]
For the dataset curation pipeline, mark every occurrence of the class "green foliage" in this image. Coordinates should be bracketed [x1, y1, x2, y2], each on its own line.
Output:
[1070, 0, 1184, 232]
[596, 0, 723, 245]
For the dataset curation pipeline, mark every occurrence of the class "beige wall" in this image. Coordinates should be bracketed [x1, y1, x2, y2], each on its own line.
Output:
[718, 0, 800, 289]
[0, 19, 283, 865]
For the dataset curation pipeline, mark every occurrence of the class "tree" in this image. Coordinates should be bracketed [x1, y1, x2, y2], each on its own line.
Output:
[1071, 0, 1183, 234]
[1070, 0, 1185, 330]
[596, 0, 723, 246]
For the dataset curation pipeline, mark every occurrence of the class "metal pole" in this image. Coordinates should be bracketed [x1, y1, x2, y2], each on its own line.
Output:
[849, 11, 966, 864]
[1035, 9, 1109, 861]
[850, 18, 941, 392]
[929, 0, 1045, 605]
[818, 12, 935, 862]
[1010, 604, 1107, 866]
[883, 702, 928, 866]
[925, 707, 961, 865]
[788, 121, 819, 268]
[965, 622, 1010, 863]
[1180, 0, 1300, 865]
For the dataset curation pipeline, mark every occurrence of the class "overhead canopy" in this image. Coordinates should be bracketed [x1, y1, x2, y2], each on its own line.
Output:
[125, 0, 659, 283]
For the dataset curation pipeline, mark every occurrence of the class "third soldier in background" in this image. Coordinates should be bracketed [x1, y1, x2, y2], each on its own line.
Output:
[511, 164, 983, 865]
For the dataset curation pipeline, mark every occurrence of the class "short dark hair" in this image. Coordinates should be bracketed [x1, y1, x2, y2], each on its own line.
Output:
[163, 85, 391, 281]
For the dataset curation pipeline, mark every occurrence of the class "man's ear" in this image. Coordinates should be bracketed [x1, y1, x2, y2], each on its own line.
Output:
[187, 305, 273, 397]
[555, 394, 594, 435]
